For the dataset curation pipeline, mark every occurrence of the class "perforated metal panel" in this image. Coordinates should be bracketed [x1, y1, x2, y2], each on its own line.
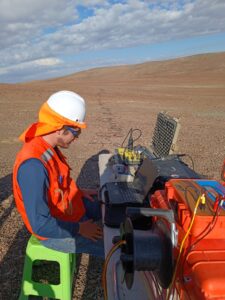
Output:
[150, 112, 180, 158]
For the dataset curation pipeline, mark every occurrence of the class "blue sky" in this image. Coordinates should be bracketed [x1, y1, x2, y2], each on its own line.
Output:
[0, 0, 225, 83]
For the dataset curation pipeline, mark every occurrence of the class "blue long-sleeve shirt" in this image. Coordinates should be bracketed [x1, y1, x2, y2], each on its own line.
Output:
[17, 158, 80, 238]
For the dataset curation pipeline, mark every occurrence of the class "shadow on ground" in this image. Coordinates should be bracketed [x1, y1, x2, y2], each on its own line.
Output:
[77, 149, 110, 189]
[0, 173, 12, 202]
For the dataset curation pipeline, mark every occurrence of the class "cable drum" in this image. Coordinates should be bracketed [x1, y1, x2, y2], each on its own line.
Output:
[120, 217, 173, 289]
[133, 231, 163, 271]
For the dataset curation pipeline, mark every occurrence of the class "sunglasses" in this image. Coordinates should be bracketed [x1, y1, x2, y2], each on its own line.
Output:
[64, 126, 81, 137]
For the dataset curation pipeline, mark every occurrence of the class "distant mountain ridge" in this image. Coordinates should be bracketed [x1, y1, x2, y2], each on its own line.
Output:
[1, 52, 224, 86]
[44, 51, 225, 85]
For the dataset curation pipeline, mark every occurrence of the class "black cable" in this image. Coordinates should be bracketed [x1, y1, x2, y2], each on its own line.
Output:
[120, 128, 143, 165]
[176, 183, 200, 213]
[184, 185, 213, 213]
[189, 196, 221, 248]
[121, 128, 142, 148]
[121, 129, 132, 161]
[121, 128, 133, 148]
[131, 128, 142, 143]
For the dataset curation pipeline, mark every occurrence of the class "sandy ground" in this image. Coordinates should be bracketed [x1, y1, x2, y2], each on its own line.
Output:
[0, 52, 225, 299]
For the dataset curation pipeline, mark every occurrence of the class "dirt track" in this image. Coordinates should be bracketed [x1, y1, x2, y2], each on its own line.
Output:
[0, 52, 225, 299]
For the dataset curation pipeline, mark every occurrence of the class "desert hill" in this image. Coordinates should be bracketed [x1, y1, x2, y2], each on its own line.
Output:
[0, 51, 225, 299]
[20, 51, 225, 86]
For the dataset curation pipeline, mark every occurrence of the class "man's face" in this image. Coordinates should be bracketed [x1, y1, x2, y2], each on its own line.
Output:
[56, 126, 81, 148]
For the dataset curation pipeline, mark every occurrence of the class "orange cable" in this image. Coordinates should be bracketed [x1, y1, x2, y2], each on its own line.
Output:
[102, 240, 126, 300]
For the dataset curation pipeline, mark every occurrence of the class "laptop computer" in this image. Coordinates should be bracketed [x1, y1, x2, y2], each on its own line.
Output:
[105, 158, 158, 206]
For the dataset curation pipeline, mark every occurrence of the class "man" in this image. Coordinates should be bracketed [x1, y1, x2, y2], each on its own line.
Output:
[13, 90, 104, 257]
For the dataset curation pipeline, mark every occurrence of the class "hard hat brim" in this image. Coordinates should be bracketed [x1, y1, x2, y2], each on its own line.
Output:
[19, 102, 86, 142]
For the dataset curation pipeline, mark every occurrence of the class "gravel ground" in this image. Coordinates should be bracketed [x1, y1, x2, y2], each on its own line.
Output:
[0, 52, 225, 299]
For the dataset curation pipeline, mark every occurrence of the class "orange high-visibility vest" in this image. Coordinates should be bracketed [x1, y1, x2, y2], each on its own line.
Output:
[13, 136, 85, 239]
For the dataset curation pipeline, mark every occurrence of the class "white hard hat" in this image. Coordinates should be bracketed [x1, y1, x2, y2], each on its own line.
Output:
[47, 90, 86, 125]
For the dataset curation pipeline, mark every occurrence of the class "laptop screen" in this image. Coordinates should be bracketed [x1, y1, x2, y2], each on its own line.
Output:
[133, 158, 158, 197]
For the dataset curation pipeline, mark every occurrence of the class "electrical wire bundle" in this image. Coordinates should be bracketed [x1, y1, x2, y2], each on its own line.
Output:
[121, 128, 142, 150]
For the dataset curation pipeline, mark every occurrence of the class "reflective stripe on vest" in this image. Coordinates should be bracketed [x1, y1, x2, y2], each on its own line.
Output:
[41, 148, 54, 162]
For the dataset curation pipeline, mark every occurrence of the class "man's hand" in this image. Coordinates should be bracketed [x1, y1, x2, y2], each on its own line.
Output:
[78, 219, 103, 241]
[82, 189, 98, 202]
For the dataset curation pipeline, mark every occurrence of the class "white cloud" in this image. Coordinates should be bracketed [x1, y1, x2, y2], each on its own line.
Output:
[60, 0, 225, 50]
[0, 0, 225, 82]
[0, 57, 62, 75]
[0, 0, 79, 50]
[76, 0, 107, 5]
[0, 0, 77, 23]
[34, 58, 63, 66]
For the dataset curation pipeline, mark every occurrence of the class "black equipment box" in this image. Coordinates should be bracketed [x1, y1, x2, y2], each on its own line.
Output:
[104, 184, 152, 229]
[150, 157, 203, 193]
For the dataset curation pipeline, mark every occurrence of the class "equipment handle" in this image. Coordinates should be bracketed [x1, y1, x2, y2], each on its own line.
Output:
[126, 207, 175, 224]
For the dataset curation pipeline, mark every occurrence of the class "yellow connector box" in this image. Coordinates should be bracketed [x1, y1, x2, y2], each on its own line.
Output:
[116, 148, 141, 165]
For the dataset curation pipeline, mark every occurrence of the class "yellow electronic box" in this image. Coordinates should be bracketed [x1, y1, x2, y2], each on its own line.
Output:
[115, 147, 142, 165]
